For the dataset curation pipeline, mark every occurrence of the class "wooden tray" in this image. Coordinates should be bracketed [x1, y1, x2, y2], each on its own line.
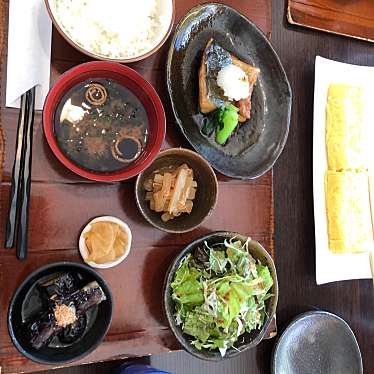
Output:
[288, 0, 374, 42]
[0, 0, 273, 372]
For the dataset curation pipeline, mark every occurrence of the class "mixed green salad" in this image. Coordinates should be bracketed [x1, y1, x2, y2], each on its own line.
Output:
[171, 238, 273, 357]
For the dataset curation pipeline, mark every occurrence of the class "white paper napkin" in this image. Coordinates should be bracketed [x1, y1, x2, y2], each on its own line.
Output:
[6, 0, 52, 111]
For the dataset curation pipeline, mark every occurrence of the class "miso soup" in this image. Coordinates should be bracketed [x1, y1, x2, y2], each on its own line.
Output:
[54, 78, 149, 173]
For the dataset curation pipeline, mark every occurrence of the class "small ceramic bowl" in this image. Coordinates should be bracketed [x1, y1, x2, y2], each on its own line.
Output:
[163, 231, 278, 360]
[135, 148, 218, 233]
[43, 61, 165, 182]
[45, 0, 175, 63]
[8, 262, 112, 365]
[79, 216, 132, 269]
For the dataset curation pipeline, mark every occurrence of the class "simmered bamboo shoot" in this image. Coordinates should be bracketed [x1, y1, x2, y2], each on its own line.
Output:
[143, 164, 197, 221]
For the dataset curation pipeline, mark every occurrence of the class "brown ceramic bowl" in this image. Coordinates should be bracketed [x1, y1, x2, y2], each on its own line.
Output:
[44, 0, 175, 63]
[135, 148, 218, 233]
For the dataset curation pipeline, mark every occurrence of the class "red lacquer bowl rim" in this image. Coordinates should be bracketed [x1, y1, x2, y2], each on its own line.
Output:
[43, 61, 166, 182]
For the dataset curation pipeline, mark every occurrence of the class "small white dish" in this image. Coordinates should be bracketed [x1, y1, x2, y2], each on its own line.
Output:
[79, 216, 132, 269]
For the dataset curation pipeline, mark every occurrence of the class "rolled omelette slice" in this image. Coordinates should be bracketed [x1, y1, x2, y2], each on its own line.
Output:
[326, 84, 367, 171]
[325, 170, 373, 253]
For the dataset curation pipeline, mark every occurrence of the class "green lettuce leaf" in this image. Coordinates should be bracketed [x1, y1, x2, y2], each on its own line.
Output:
[256, 264, 273, 295]
[171, 239, 274, 357]
[171, 255, 204, 307]
[209, 249, 228, 273]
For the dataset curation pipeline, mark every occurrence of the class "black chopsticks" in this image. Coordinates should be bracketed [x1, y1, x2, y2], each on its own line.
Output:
[4, 93, 28, 248]
[4, 87, 35, 259]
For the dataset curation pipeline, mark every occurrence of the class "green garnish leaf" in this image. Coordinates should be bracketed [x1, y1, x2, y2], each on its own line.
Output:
[202, 104, 239, 145]
[201, 107, 225, 136]
[215, 104, 239, 145]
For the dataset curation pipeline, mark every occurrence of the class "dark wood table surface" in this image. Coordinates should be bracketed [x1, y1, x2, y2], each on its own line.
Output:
[287, 0, 374, 43]
[270, 1, 374, 373]
[55, 2, 374, 373]
[0, 0, 275, 373]
[1, 0, 374, 373]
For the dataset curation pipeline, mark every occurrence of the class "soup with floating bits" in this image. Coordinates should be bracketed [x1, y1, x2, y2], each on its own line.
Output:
[54, 78, 149, 173]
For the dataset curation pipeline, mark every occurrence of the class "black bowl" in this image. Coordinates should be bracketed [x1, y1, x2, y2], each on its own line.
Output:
[8, 262, 113, 365]
[163, 231, 278, 361]
[166, 3, 292, 179]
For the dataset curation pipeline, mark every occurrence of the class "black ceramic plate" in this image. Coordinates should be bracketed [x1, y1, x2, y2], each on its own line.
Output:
[272, 311, 363, 374]
[163, 232, 278, 361]
[8, 262, 113, 365]
[167, 3, 291, 179]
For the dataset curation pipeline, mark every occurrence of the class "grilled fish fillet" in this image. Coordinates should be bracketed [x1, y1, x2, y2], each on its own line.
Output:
[199, 38, 260, 122]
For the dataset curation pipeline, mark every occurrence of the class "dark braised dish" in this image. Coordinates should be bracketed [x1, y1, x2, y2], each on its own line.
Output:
[23, 272, 106, 349]
[54, 78, 149, 173]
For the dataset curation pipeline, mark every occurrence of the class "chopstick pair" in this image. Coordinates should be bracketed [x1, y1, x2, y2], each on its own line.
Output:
[4, 87, 35, 260]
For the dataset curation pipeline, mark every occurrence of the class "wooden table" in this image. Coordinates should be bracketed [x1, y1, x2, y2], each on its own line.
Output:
[287, 0, 374, 43]
[272, 1, 374, 373]
[0, 0, 274, 373]
[67, 4, 374, 373]
[2, 1, 373, 373]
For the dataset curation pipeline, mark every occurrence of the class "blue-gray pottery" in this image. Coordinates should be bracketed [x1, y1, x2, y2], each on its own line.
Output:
[272, 311, 363, 374]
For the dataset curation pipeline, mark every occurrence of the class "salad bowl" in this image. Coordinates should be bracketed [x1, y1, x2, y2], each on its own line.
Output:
[163, 231, 278, 361]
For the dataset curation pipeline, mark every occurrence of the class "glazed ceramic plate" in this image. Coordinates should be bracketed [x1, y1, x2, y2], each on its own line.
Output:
[272, 311, 363, 374]
[79, 216, 132, 268]
[166, 3, 291, 179]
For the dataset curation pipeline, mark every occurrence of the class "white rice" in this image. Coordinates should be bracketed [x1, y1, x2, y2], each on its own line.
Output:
[50, 0, 169, 59]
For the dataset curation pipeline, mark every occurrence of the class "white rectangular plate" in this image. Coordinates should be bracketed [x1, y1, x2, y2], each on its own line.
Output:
[313, 56, 374, 285]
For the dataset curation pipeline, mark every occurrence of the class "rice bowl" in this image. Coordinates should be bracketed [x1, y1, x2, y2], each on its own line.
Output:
[46, 0, 174, 62]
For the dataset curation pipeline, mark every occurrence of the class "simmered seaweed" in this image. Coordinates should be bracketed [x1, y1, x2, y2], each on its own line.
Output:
[29, 310, 61, 349]
[58, 314, 87, 344]
[26, 275, 106, 350]
[38, 272, 78, 300]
